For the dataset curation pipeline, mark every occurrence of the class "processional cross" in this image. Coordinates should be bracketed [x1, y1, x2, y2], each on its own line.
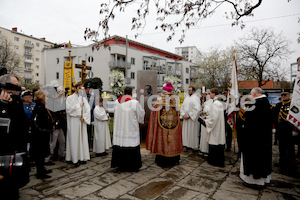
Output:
[75, 60, 92, 84]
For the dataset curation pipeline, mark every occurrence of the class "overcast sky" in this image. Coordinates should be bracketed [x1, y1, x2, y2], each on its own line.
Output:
[0, 0, 299, 80]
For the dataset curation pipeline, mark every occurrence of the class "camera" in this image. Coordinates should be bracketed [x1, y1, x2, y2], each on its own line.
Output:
[0, 152, 30, 188]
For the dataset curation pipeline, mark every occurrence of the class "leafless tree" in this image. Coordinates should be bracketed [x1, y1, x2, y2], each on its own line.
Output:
[85, 0, 264, 48]
[236, 27, 291, 87]
[0, 36, 22, 74]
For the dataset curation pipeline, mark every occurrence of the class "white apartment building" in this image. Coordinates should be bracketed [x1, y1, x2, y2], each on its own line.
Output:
[0, 26, 54, 84]
[43, 35, 196, 93]
[175, 46, 201, 64]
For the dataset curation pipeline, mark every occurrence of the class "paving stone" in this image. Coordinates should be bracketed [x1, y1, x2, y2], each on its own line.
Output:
[177, 174, 219, 194]
[91, 171, 132, 186]
[97, 179, 138, 199]
[19, 194, 43, 200]
[127, 166, 165, 184]
[161, 185, 199, 200]
[118, 194, 143, 200]
[159, 165, 195, 182]
[42, 197, 67, 200]
[213, 188, 257, 200]
[62, 161, 97, 174]
[191, 166, 228, 181]
[82, 193, 108, 200]
[192, 193, 211, 200]
[91, 156, 111, 164]
[130, 178, 174, 200]
[35, 169, 98, 196]
[19, 188, 41, 196]
[266, 173, 300, 197]
[58, 181, 102, 199]
[260, 189, 295, 200]
[91, 160, 113, 174]
[218, 177, 259, 195]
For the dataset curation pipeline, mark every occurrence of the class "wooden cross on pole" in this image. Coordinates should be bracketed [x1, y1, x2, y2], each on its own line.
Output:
[75, 60, 92, 84]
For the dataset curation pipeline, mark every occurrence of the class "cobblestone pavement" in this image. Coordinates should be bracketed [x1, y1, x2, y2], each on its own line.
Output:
[19, 145, 300, 200]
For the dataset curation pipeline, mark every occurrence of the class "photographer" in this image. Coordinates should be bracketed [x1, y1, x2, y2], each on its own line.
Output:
[0, 74, 29, 199]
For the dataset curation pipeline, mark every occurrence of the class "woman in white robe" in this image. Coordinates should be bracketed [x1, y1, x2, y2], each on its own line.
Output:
[93, 98, 112, 156]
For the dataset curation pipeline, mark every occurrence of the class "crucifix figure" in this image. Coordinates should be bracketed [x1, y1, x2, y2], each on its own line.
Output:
[75, 60, 92, 84]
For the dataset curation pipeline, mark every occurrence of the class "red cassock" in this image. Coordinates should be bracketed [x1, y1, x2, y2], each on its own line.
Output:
[146, 103, 183, 157]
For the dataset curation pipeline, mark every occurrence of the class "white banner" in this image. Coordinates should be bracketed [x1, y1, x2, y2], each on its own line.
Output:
[287, 57, 300, 130]
[226, 55, 240, 116]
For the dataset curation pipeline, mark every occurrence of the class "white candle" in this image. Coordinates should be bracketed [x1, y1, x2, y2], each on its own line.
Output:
[103, 92, 107, 98]
[202, 86, 205, 94]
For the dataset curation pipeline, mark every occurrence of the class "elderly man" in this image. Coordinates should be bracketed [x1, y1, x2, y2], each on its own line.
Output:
[240, 87, 272, 189]
[181, 86, 201, 151]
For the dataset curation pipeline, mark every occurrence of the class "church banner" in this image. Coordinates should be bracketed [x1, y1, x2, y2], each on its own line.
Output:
[63, 61, 76, 95]
[287, 57, 300, 130]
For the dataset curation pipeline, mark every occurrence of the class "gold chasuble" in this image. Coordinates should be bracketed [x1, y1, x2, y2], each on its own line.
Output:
[146, 92, 183, 157]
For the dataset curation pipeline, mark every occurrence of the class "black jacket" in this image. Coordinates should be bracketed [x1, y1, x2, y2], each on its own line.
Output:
[241, 96, 272, 179]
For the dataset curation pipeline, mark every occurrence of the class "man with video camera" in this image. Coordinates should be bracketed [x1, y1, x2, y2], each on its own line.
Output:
[0, 74, 29, 199]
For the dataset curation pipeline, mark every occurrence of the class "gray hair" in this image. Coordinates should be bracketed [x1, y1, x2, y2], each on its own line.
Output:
[0, 74, 15, 83]
[251, 87, 264, 94]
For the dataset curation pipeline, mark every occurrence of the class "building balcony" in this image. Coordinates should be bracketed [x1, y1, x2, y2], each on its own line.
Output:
[24, 43, 34, 48]
[24, 68, 33, 72]
[24, 59, 34, 64]
[24, 74, 34, 79]
[24, 52, 32, 56]
[109, 60, 131, 69]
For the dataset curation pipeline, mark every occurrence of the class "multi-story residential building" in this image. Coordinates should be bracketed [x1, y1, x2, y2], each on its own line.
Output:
[175, 46, 201, 64]
[43, 35, 196, 93]
[0, 26, 54, 84]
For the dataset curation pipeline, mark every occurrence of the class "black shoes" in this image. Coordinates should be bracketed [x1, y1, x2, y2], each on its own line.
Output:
[36, 173, 51, 179]
[243, 182, 265, 190]
[45, 161, 55, 166]
[96, 152, 108, 157]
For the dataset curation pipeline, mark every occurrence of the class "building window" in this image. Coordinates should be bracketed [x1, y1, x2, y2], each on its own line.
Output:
[186, 68, 189, 74]
[44, 45, 49, 49]
[14, 46, 19, 50]
[56, 72, 59, 79]
[14, 37, 19, 41]
[131, 72, 135, 79]
[25, 80, 31, 84]
[26, 56, 31, 60]
[25, 64, 31, 69]
[36, 50, 39, 55]
[36, 58, 39, 61]
[56, 58, 59, 64]
[36, 65, 39, 70]
[36, 73, 39, 77]
[131, 57, 135, 65]
[186, 79, 189, 84]
[25, 48, 31, 53]
[79, 71, 81, 78]
[25, 40, 31, 44]
[36, 80, 39, 84]
[36, 42, 39, 47]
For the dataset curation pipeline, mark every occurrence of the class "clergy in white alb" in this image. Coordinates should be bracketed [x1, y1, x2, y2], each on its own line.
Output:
[205, 88, 226, 167]
[111, 87, 145, 171]
[65, 83, 91, 164]
[93, 98, 112, 155]
[180, 86, 201, 150]
[199, 98, 213, 155]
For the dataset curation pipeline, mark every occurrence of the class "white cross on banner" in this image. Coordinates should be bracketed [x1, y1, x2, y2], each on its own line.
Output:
[287, 57, 300, 130]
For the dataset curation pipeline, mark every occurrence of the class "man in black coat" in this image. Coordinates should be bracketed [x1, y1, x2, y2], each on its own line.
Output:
[273, 91, 296, 176]
[239, 87, 272, 189]
[0, 74, 28, 199]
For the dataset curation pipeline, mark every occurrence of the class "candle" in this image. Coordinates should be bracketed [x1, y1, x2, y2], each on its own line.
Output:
[202, 86, 205, 94]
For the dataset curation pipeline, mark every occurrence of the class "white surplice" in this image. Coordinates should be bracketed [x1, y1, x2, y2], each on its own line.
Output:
[180, 93, 201, 149]
[206, 98, 226, 145]
[113, 99, 145, 147]
[199, 99, 213, 154]
[93, 105, 112, 153]
[65, 93, 91, 164]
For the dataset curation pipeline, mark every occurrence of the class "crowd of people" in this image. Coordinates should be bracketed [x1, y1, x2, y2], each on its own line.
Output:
[0, 73, 299, 199]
